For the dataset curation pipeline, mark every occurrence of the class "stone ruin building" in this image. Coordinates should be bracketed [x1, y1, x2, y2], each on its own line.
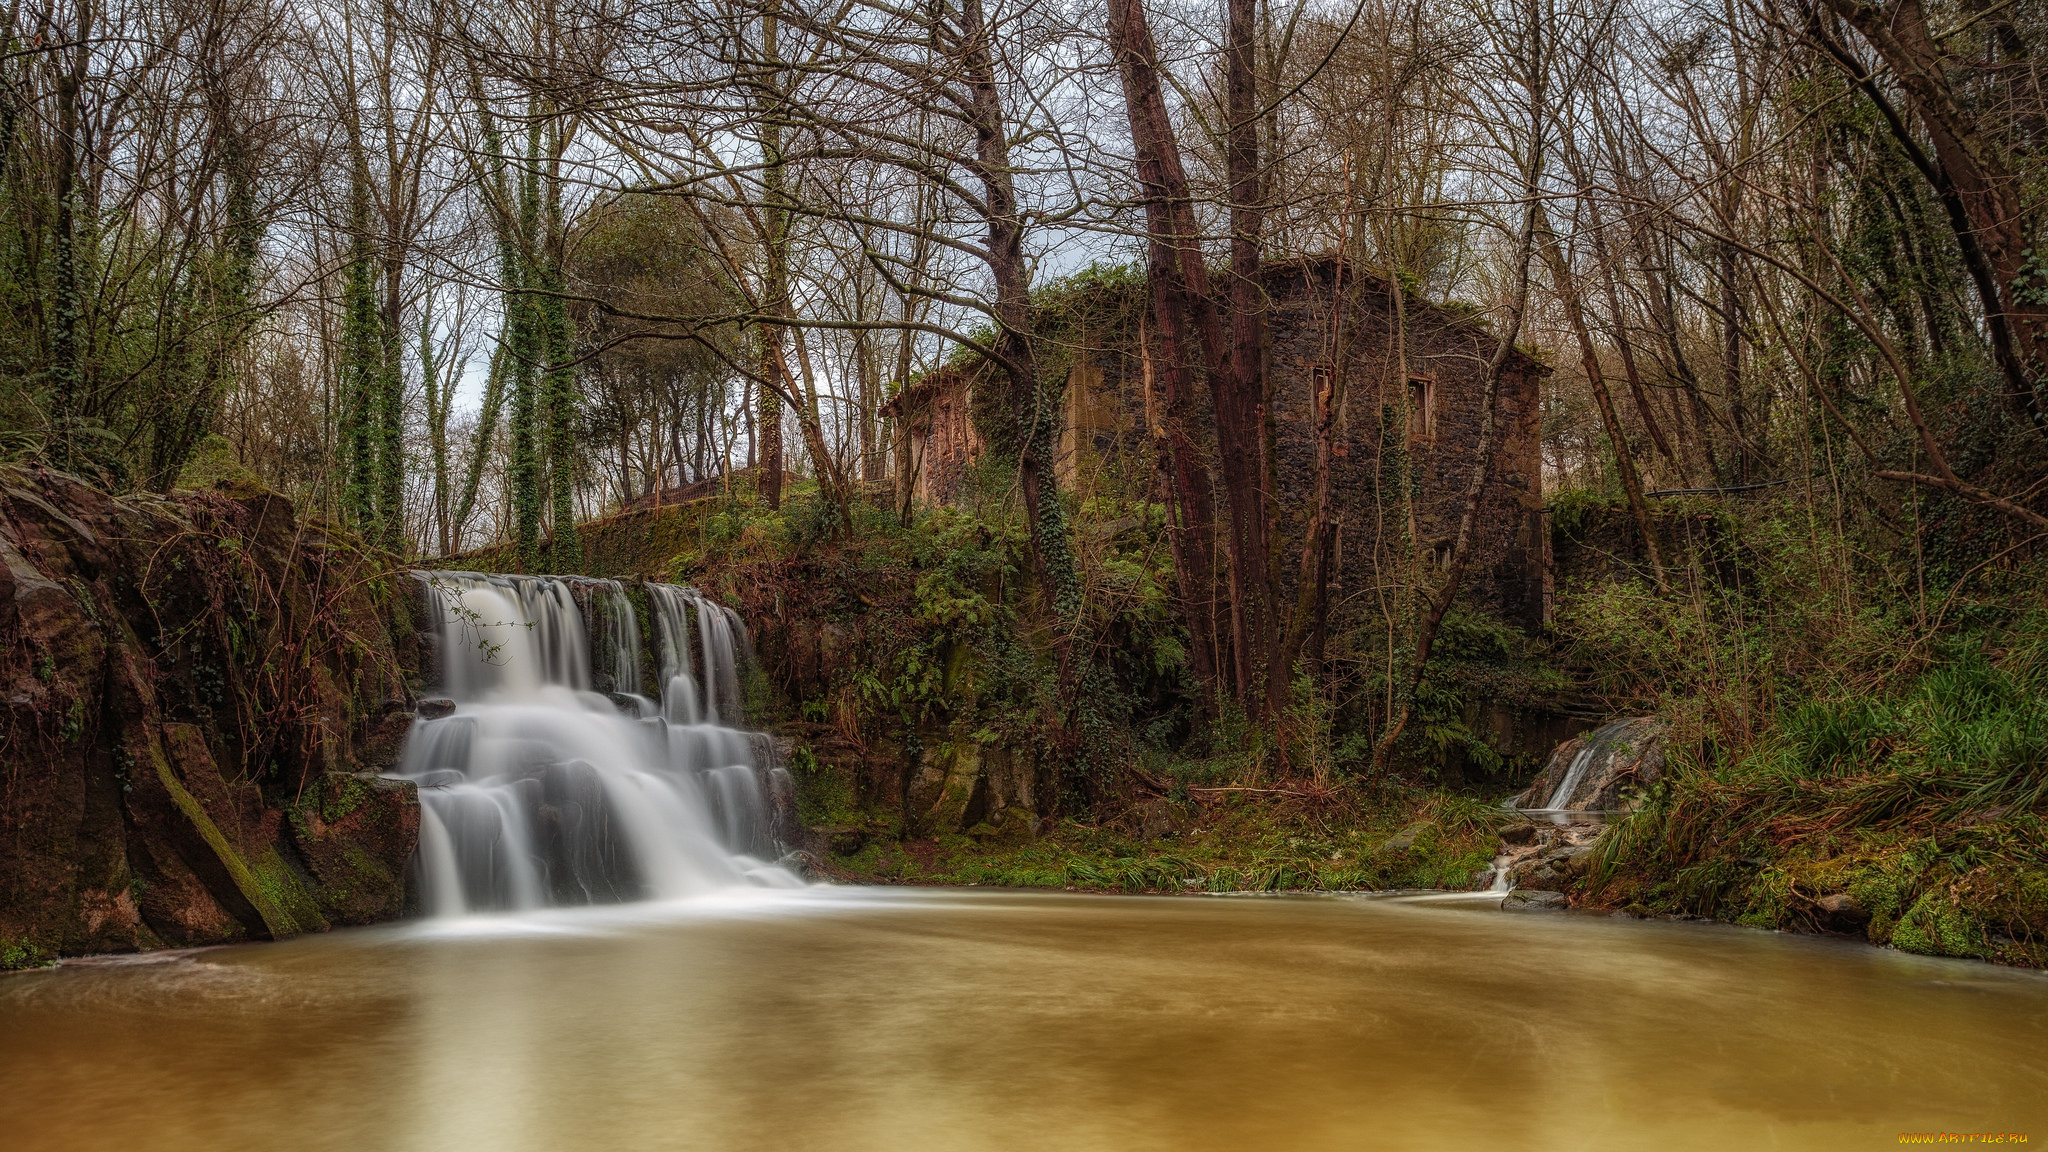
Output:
[882, 257, 1553, 633]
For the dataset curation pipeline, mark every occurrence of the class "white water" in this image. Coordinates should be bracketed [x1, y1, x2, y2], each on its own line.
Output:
[397, 572, 801, 915]
[1486, 852, 1514, 893]
[1538, 718, 1636, 812]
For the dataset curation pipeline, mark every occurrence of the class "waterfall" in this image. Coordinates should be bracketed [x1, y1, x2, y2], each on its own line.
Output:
[580, 578, 643, 699]
[1536, 719, 1638, 811]
[645, 583, 748, 727]
[398, 572, 801, 916]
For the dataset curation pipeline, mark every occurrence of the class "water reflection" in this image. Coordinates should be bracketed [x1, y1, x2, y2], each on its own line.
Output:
[2, 890, 2044, 1151]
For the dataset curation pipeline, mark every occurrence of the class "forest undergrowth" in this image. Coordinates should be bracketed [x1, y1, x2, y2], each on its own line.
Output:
[649, 473, 2048, 965]
[1549, 487, 2048, 966]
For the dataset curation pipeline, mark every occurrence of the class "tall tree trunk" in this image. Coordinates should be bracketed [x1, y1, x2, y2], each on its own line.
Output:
[1535, 206, 1666, 589]
[47, 4, 88, 451]
[1719, 244, 1750, 483]
[1106, 0, 1262, 712]
[758, 4, 787, 510]
[340, 156, 384, 535]
[421, 308, 452, 556]
[1225, 0, 1281, 715]
[1144, 278, 1223, 721]
[539, 159, 582, 571]
[507, 119, 545, 572]
[960, 0, 1072, 618]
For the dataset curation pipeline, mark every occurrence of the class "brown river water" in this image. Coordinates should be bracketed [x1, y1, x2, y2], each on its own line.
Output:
[3, 888, 2044, 1151]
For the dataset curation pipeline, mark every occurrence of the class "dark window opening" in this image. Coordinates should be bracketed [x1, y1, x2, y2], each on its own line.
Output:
[1407, 375, 1435, 440]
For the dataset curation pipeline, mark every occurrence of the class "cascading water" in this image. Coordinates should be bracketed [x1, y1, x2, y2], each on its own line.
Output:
[1535, 718, 1637, 812]
[398, 572, 800, 916]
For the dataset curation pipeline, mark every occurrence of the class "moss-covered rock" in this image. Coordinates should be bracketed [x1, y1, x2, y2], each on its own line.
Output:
[1892, 890, 1992, 959]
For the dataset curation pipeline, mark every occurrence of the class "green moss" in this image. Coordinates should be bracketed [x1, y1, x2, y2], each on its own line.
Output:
[0, 936, 53, 970]
[317, 774, 371, 824]
[1892, 890, 1990, 958]
[152, 749, 310, 939]
[251, 849, 330, 934]
[174, 433, 267, 494]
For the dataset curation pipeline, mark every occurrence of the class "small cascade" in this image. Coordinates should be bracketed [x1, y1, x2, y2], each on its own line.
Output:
[1508, 716, 1668, 835]
[1541, 722, 1618, 811]
[1485, 850, 1515, 894]
[397, 572, 801, 916]
[581, 578, 643, 699]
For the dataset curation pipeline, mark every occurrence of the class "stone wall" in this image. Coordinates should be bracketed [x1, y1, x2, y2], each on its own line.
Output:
[915, 258, 1551, 631]
[1260, 259, 1548, 629]
[882, 362, 987, 508]
[0, 466, 421, 965]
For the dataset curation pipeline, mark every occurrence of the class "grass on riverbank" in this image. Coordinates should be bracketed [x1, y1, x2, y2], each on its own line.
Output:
[1576, 608, 2048, 967]
[811, 785, 1509, 894]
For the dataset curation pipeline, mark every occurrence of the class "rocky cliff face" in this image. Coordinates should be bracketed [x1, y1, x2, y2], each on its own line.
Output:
[0, 466, 421, 966]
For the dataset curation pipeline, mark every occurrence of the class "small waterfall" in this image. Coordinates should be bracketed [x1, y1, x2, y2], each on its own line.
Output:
[1537, 719, 1637, 811]
[1486, 851, 1514, 893]
[398, 572, 800, 916]
[646, 584, 748, 727]
[581, 578, 643, 699]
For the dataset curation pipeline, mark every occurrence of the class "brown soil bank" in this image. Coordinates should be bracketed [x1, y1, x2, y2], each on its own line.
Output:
[0, 466, 421, 968]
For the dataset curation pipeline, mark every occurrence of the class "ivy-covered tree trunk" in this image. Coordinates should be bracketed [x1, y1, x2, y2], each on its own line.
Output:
[959, 0, 1074, 623]
[539, 144, 582, 571]
[508, 118, 546, 573]
[757, 4, 787, 512]
[1224, 0, 1283, 717]
[420, 306, 452, 556]
[374, 289, 406, 553]
[45, 20, 88, 457]
[340, 168, 384, 534]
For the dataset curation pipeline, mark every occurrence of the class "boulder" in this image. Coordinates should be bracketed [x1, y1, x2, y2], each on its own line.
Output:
[1503, 890, 1568, 913]
[1380, 821, 1433, 853]
[1137, 799, 1190, 841]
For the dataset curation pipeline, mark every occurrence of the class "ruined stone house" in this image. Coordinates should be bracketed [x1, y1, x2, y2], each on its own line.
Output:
[882, 256, 1551, 630]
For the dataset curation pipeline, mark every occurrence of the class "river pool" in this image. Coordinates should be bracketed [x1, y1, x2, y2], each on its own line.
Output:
[2, 888, 2043, 1150]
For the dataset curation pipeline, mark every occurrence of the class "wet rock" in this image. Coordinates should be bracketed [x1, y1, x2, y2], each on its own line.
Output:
[1816, 892, 1871, 929]
[1541, 844, 1595, 874]
[417, 698, 456, 719]
[1380, 821, 1432, 853]
[1515, 716, 1668, 813]
[808, 826, 870, 856]
[1503, 890, 1568, 913]
[1499, 822, 1537, 846]
[289, 774, 418, 925]
[1513, 862, 1571, 891]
